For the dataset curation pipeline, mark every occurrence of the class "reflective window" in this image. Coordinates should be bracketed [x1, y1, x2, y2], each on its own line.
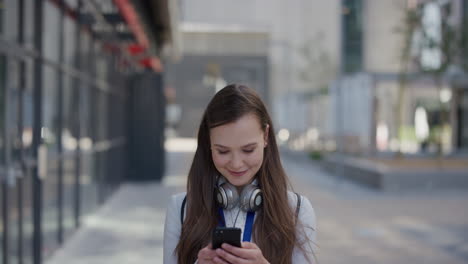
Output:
[463, 0, 468, 70]
[342, 0, 363, 73]
[79, 33, 99, 217]
[460, 92, 468, 148]
[0, 0, 6, 262]
[62, 15, 77, 239]
[41, 2, 61, 258]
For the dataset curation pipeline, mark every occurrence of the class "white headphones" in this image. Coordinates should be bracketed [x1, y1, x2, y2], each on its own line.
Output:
[215, 176, 263, 212]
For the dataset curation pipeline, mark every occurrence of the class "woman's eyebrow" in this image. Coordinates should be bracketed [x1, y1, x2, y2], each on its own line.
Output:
[213, 142, 258, 148]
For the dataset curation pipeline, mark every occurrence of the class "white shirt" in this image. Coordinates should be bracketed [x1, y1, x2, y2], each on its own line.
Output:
[163, 191, 317, 263]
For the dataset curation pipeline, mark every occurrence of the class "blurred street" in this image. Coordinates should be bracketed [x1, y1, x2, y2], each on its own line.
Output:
[45, 138, 468, 264]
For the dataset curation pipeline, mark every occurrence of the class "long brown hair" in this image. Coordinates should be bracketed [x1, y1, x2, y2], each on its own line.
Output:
[176, 84, 300, 263]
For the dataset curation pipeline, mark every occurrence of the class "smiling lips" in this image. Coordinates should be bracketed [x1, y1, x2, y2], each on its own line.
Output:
[228, 169, 248, 177]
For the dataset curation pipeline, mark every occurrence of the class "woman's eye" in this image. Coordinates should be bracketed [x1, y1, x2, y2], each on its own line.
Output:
[243, 149, 254, 153]
[218, 150, 229, 155]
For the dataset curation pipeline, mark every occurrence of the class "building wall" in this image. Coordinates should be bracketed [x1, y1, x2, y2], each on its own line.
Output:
[181, 30, 269, 56]
[177, 0, 341, 134]
[330, 73, 374, 153]
[364, 0, 406, 73]
[166, 54, 269, 137]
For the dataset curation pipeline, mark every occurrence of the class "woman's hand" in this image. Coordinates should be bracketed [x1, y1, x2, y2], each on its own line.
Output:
[213, 242, 269, 264]
[197, 243, 217, 264]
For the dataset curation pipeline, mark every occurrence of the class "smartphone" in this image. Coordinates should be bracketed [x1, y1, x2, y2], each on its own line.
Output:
[212, 227, 241, 249]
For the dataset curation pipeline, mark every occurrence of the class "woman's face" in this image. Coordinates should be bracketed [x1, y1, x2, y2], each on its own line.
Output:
[210, 113, 268, 189]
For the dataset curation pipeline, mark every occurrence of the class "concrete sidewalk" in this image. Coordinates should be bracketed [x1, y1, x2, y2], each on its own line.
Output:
[281, 150, 468, 264]
[46, 138, 468, 264]
[45, 140, 193, 264]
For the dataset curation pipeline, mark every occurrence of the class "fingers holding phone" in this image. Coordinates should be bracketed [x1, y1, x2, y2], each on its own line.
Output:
[197, 243, 217, 264]
[199, 227, 242, 264]
[214, 242, 270, 264]
[210, 227, 269, 263]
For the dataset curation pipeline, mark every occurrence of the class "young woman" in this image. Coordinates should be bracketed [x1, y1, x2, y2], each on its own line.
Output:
[163, 84, 317, 264]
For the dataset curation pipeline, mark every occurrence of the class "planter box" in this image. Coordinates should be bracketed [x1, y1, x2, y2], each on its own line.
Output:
[322, 154, 468, 191]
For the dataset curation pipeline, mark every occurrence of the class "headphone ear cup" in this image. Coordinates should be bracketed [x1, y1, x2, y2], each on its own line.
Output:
[215, 186, 228, 209]
[240, 185, 263, 212]
[216, 182, 239, 210]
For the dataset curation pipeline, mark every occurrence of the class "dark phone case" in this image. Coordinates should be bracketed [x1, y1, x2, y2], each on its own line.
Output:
[212, 227, 241, 249]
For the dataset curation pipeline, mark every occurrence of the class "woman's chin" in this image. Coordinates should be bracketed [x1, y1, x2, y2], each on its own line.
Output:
[224, 174, 254, 188]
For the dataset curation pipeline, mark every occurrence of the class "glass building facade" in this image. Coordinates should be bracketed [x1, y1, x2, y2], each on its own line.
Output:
[0, 0, 170, 263]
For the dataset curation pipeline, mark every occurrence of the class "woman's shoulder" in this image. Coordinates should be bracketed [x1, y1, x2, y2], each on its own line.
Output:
[171, 192, 187, 201]
[287, 191, 313, 207]
[287, 191, 316, 222]
[169, 192, 187, 205]
[167, 192, 187, 210]
[165, 192, 187, 225]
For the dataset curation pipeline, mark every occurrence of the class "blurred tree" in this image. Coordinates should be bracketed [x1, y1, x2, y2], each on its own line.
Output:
[397, 0, 465, 157]
[298, 32, 336, 95]
[394, 1, 421, 157]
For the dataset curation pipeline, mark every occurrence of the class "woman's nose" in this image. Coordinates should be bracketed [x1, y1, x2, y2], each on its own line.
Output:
[229, 153, 244, 169]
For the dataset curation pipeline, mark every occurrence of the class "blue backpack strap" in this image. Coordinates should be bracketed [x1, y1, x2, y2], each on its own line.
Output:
[243, 211, 255, 242]
[217, 207, 226, 227]
[180, 195, 187, 225]
[295, 192, 301, 224]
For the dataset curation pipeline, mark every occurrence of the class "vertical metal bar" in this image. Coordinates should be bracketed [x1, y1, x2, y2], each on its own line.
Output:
[17, 0, 26, 263]
[107, 54, 113, 193]
[56, 0, 65, 245]
[337, 0, 345, 182]
[3, 5, 13, 264]
[73, 0, 82, 229]
[2, 180, 8, 264]
[0, 6, 9, 262]
[32, 0, 44, 263]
